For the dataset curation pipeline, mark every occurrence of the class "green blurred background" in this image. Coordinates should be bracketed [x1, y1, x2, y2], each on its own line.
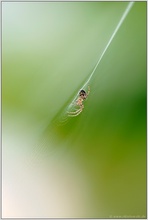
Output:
[2, 2, 146, 218]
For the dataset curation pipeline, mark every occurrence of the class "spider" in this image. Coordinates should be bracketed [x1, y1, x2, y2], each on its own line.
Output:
[67, 86, 90, 117]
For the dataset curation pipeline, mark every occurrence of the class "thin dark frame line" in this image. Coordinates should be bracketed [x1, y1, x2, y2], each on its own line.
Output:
[1, 1, 147, 219]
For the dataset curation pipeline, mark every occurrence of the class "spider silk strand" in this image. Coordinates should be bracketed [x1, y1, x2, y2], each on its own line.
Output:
[81, 1, 134, 89]
[68, 1, 134, 110]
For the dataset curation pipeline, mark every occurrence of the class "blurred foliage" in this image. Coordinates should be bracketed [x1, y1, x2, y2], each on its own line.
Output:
[2, 2, 146, 218]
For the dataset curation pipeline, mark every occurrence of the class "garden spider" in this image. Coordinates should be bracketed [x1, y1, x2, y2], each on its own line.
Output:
[67, 86, 90, 117]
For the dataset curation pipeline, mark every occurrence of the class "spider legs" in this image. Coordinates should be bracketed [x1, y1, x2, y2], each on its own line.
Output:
[67, 105, 84, 117]
[87, 86, 90, 96]
[67, 109, 82, 117]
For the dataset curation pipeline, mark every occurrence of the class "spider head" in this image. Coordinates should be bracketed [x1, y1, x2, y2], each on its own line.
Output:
[79, 90, 87, 99]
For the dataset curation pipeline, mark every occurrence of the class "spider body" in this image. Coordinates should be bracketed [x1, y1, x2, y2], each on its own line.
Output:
[67, 86, 90, 117]
[79, 90, 87, 99]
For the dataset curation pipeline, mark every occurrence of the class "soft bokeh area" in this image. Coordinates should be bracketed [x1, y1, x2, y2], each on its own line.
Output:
[2, 2, 146, 218]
